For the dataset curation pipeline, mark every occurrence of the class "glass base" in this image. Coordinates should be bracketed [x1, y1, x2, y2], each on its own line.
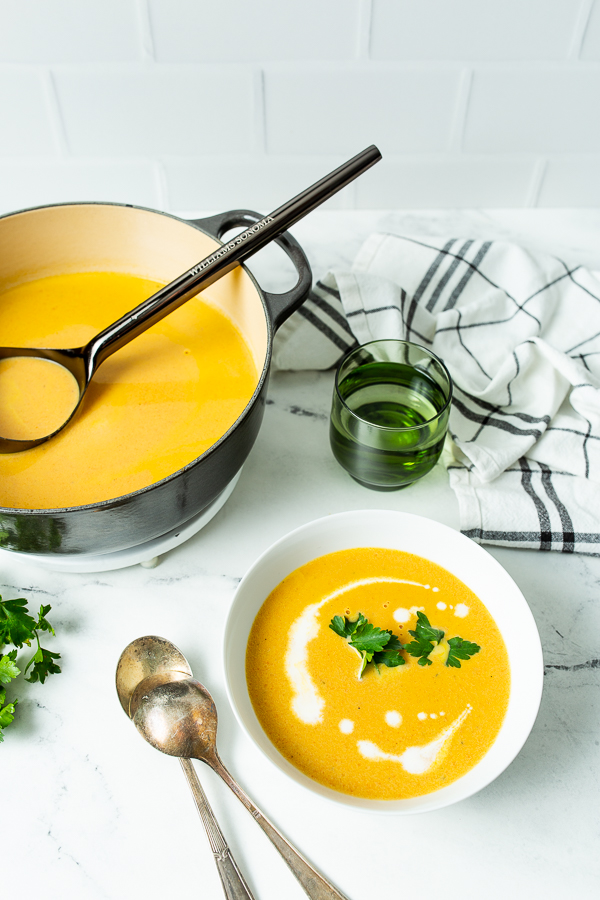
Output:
[349, 474, 414, 491]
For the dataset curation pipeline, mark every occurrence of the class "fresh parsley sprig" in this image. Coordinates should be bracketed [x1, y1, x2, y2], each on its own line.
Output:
[405, 611, 480, 667]
[403, 611, 444, 666]
[446, 636, 481, 668]
[329, 613, 405, 677]
[331, 609, 481, 675]
[0, 596, 61, 742]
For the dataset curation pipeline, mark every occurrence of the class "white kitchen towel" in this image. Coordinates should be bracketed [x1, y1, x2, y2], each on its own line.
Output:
[272, 233, 600, 556]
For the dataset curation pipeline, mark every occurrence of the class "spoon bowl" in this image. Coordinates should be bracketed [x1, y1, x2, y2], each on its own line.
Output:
[133, 677, 218, 760]
[116, 634, 192, 716]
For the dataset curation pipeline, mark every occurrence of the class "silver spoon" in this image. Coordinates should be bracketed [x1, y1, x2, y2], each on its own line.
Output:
[126, 656, 350, 899]
[116, 633, 193, 715]
[0, 144, 381, 453]
[116, 637, 256, 900]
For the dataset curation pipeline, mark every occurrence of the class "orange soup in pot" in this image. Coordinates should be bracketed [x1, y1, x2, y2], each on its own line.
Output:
[246, 547, 510, 800]
[0, 356, 80, 441]
[0, 271, 258, 509]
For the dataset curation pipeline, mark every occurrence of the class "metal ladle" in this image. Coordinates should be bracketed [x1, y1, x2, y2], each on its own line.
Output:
[116, 635, 256, 900]
[0, 144, 381, 453]
[117, 637, 350, 900]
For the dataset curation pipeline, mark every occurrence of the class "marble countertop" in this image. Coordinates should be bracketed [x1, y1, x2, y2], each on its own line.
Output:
[2, 210, 600, 900]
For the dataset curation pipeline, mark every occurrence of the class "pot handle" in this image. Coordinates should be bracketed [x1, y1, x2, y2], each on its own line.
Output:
[189, 210, 312, 331]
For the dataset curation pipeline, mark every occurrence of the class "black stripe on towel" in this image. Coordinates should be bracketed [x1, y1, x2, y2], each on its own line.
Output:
[453, 385, 551, 426]
[398, 236, 542, 329]
[297, 305, 355, 353]
[345, 297, 434, 346]
[452, 397, 545, 440]
[411, 239, 456, 312]
[426, 239, 474, 312]
[539, 462, 575, 553]
[519, 457, 552, 550]
[442, 242, 492, 311]
[405, 239, 457, 335]
[316, 281, 342, 301]
[462, 528, 600, 547]
[310, 286, 354, 337]
[564, 265, 600, 305]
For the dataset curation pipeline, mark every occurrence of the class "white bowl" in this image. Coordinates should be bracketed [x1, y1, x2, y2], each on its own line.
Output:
[223, 510, 543, 814]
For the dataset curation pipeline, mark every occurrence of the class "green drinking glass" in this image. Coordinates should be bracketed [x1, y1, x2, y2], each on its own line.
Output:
[330, 339, 452, 490]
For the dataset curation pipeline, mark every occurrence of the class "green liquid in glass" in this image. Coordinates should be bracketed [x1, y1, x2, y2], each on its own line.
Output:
[330, 361, 449, 490]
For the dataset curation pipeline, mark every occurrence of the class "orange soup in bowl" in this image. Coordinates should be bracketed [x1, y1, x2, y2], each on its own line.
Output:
[246, 547, 510, 800]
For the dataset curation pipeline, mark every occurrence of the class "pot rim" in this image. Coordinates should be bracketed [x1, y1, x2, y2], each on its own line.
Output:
[0, 200, 274, 516]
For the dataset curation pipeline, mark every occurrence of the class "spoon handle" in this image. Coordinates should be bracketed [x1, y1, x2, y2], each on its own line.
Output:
[180, 758, 257, 900]
[208, 754, 350, 900]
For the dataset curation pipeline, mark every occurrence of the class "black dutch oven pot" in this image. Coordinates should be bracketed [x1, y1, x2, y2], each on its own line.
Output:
[0, 202, 312, 556]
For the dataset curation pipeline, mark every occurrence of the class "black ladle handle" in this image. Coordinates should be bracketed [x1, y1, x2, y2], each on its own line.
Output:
[83, 145, 381, 381]
[191, 209, 313, 332]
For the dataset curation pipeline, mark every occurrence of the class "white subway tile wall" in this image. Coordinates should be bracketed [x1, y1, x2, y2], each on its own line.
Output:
[264, 66, 462, 154]
[0, 0, 599, 212]
[148, 0, 360, 62]
[580, 0, 600, 59]
[0, 0, 142, 64]
[370, 0, 579, 61]
[54, 66, 257, 155]
[464, 67, 600, 153]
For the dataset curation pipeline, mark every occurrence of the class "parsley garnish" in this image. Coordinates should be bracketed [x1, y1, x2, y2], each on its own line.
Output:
[404, 611, 444, 666]
[329, 613, 405, 677]
[446, 636, 481, 668]
[331, 609, 481, 676]
[0, 596, 61, 742]
[405, 611, 480, 667]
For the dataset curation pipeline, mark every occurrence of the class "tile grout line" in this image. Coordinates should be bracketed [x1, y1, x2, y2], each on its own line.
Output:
[448, 67, 473, 153]
[568, 0, 595, 60]
[155, 159, 169, 211]
[357, 0, 373, 60]
[136, 0, 157, 62]
[526, 157, 547, 207]
[255, 68, 268, 155]
[42, 68, 70, 158]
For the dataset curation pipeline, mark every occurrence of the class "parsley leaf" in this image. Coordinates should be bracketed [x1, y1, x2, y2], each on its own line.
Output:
[329, 615, 349, 638]
[372, 633, 405, 668]
[446, 636, 481, 668]
[0, 651, 20, 684]
[0, 597, 37, 647]
[35, 604, 56, 636]
[0, 695, 17, 742]
[25, 647, 62, 684]
[329, 613, 405, 677]
[329, 613, 367, 639]
[404, 611, 444, 666]
[349, 621, 392, 655]
[0, 595, 60, 741]
[405, 611, 481, 667]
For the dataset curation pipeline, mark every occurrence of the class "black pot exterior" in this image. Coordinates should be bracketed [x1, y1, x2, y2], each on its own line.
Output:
[0, 203, 311, 556]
